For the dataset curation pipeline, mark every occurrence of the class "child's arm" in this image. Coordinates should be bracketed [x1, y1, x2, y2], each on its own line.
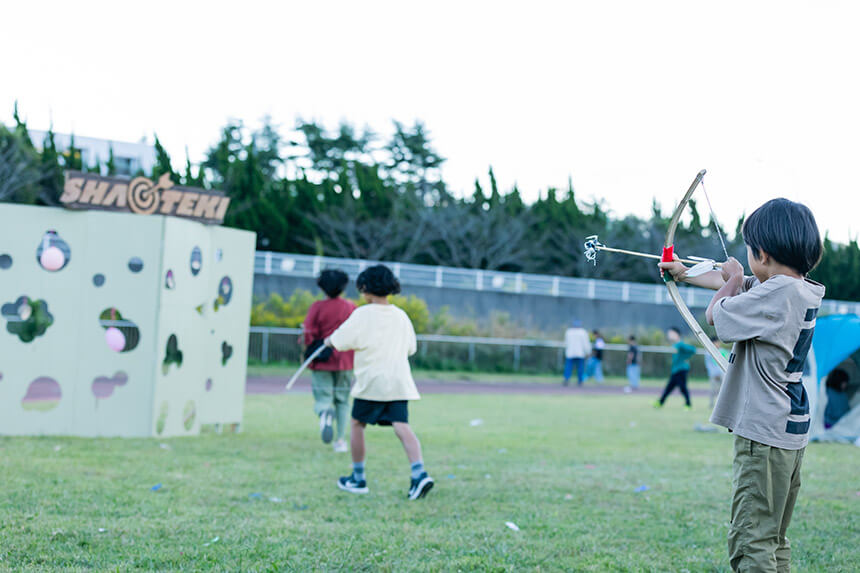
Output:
[325, 313, 361, 351]
[706, 258, 744, 325]
[677, 341, 697, 356]
[658, 257, 726, 290]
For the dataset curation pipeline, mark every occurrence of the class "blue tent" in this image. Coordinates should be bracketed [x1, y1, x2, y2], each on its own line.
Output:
[813, 314, 860, 379]
[807, 314, 860, 443]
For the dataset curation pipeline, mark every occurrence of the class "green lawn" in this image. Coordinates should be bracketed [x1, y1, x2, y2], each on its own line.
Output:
[1, 393, 857, 571]
[248, 362, 707, 388]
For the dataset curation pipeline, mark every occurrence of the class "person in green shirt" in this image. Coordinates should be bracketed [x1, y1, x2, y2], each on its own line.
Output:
[655, 326, 696, 409]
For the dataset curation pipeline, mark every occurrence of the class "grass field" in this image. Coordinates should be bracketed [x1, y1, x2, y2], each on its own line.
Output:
[2, 392, 857, 571]
[248, 362, 708, 388]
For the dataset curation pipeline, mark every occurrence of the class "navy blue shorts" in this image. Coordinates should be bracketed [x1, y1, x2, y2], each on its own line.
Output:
[352, 398, 408, 426]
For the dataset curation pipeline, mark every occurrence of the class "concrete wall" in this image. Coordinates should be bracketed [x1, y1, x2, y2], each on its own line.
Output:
[252, 273, 702, 335]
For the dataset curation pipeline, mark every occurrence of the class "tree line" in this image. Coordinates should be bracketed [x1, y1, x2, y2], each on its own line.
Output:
[2, 104, 859, 301]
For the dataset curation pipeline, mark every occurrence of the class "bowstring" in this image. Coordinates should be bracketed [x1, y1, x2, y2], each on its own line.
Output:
[699, 180, 729, 261]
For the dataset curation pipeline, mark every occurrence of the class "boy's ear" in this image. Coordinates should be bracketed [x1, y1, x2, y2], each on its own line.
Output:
[756, 249, 770, 265]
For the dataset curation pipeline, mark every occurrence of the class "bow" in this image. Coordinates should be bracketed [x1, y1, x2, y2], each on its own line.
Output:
[663, 170, 728, 373]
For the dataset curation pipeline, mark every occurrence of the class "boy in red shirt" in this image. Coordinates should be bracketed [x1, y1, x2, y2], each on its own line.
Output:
[303, 269, 356, 452]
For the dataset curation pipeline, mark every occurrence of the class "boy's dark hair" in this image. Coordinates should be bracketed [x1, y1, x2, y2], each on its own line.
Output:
[667, 326, 682, 336]
[742, 198, 822, 275]
[317, 269, 349, 298]
[628, 335, 636, 341]
[356, 264, 401, 296]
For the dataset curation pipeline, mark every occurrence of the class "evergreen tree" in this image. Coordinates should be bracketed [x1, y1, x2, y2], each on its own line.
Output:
[105, 145, 116, 175]
[151, 134, 179, 183]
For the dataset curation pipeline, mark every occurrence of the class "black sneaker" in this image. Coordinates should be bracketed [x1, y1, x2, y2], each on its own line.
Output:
[407, 472, 434, 500]
[337, 474, 368, 494]
[320, 409, 334, 444]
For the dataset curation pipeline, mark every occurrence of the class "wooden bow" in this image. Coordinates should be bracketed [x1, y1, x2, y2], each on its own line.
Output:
[663, 170, 729, 373]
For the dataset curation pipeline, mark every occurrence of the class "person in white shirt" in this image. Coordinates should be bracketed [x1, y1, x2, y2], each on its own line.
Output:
[563, 320, 591, 386]
[325, 264, 434, 500]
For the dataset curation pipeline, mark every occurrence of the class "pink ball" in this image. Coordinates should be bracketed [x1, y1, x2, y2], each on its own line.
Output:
[105, 327, 126, 352]
[40, 246, 65, 271]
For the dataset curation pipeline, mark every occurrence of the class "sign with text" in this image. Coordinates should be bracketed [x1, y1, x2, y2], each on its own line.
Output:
[60, 172, 231, 225]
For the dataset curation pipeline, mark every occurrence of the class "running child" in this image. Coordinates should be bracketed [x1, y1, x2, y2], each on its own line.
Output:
[325, 264, 434, 500]
[303, 269, 356, 452]
[661, 198, 824, 571]
[655, 327, 696, 409]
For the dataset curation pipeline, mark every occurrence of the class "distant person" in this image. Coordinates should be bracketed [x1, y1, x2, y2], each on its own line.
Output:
[704, 335, 729, 409]
[824, 368, 851, 429]
[625, 335, 640, 391]
[303, 269, 356, 452]
[325, 264, 434, 500]
[563, 320, 591, 386]
[586, 330, 605, 383]
[654, 327, 696, 409]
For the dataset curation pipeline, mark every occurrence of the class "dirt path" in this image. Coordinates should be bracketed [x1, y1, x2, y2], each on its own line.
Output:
[246, 376, 709, 396]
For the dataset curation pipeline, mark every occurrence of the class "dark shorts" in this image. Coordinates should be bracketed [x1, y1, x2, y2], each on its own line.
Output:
[352, 398, 409, 426]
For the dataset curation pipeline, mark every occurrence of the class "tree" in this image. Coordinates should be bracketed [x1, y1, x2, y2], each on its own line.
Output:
[151, 134, 179, 183]
[37, 126, 63, 205]
[0, 125, 41, 203]
[105, 145, 116, 176]
[385, 120, 447, 202]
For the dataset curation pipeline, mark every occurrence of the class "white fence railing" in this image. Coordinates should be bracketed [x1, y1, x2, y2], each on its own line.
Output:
[255, 251, 860, 314]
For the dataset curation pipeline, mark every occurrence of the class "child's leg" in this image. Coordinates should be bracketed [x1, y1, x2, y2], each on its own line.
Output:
[594, 359, 604, 382]
[311, 370, 335, 417]
[392, 422, 423, 464]
[658, 372, 681, 404]
[350, 418, 366, 464]
[678, 371, 691, 406]
[575, 358, 585, 384]
[563, 358, 574, 384]
[332, 371, 352, 441]
[728, 437, 800, 572]
[775, 448, 804, 572]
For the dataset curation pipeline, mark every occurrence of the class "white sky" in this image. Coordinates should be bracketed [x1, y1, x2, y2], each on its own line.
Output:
[3, 0, 858, 243]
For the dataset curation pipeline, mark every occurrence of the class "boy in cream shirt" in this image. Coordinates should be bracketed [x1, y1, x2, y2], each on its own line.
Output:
[326, 264, 434, 500]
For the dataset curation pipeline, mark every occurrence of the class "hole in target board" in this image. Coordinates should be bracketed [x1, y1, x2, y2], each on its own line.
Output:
[163, 334, 183, 374]
[92, 371, 128, 399]
[98, 308, 140, 352]
[221, 341, 233, 366]
[156, 401, 168, 435]
[190, 246, 202, 276]
[2, 296, 54, 343]
[213, 276, 233, 311]
[21, 377, 62, 411]
[0, 254, 12, 269]
[128, 257, 144, 273]
[36, 230, 71, 272]
[183, 401, 196, 431]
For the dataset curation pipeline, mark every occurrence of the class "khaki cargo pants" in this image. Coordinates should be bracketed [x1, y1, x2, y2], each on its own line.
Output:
[311, 370, 352, 441]
[729, 436, 804, 573]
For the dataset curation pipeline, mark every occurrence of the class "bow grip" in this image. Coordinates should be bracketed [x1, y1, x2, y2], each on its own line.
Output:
[661, 246, 675, 283]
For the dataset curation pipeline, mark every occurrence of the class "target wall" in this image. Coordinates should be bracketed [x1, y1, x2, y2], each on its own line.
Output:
[0, 203, 255, 437]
